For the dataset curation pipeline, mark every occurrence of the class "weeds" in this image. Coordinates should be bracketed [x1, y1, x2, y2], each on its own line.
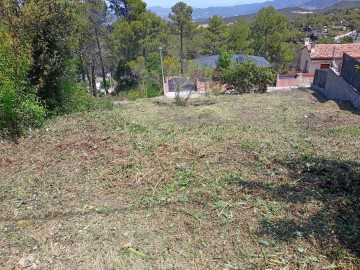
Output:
[0, 89, 359, 269]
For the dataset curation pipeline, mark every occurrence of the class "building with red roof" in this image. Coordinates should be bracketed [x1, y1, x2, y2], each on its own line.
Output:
[299, 38, 360, 73]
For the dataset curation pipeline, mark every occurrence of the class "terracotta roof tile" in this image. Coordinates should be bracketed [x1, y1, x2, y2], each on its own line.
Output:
[308, 43, 360, 60]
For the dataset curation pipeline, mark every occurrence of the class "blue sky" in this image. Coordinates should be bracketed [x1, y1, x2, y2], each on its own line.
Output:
[144, 0, 268, 8]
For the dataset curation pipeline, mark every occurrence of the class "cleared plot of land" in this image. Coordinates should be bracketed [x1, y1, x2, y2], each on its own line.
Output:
[0, 90, 359, 269]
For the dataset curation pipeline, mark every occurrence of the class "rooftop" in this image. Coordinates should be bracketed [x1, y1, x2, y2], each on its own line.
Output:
[306, 43, 360, 60]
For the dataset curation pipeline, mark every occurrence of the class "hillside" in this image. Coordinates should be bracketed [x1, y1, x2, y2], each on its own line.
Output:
[302, 0, 360, 9]
[149, 0, 360, 20]
[1, 90, 359, 269]
[323, 0, 360, 10]
[224, 1, 360, 23]
[224, 7, 315, 23]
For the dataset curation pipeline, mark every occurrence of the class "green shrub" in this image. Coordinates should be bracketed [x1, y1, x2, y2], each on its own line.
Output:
[19, 93, 47, 127]
[0, 86, 46, 138]
[0, 26, 47, 139]
[55, 79, 115, 114]
[220, 60, 276, 93]
[147, 85, 160, 98]
[126, 85, 160, 101]
[93, 96, 114, 110]
[57, 80, 95, 114]
[127, 88, 144, 101]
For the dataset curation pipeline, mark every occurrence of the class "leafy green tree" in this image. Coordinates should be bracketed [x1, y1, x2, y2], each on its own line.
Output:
[86, 0, 110, 95]
[169, 2, 193, 74]
[137, 11, 169, 56]
[319, 36, 335, 44]
[205, 15, 226, 55]
[128, 56, 147, 96]
[145, 51, 162, 87]
[341, 36, 353, 44]
[183, 27, 207, 59]
[217, 48, 232, 71]
[351, 20, 360, 31]
[220, 60, 275, 93]
[127, 52, 162, 98]
[226, 19, 253, 54]
[109, 3, 167, 91]
[109, 0, 146, 20]
[0, 26, 46, 138]
[1, 0, 78, 110]
[251, 7, 293, 69]
[72, 2, 98, 96]
[163, 55, 181, 77]
[287, 29, 307, 44]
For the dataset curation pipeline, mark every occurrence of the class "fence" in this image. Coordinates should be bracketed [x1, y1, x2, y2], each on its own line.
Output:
[312, 68, 360, 110]
[340, 53, 360, 92]
[313, 69, 328, 88]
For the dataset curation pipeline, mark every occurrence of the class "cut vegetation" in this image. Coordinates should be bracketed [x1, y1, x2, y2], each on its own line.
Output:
[0, 90, 359, 269]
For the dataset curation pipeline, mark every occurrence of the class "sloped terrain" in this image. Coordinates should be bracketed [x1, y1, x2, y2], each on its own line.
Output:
[1, 90, 359, 269]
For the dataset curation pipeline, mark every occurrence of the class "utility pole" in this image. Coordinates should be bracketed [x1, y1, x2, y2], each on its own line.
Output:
[159, 47, 165, 96]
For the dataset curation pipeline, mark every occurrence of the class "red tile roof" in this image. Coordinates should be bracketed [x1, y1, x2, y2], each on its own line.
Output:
[306, 43, 360, 60]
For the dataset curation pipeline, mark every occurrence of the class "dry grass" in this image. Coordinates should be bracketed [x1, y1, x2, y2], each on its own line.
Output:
[1, 89, 359, 269]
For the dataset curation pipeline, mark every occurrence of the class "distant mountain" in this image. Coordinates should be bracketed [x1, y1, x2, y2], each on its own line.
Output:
[148, 6, 171, 18]
[302, 0, 349, 9]
[316, 0, 360, 10]
[149, 0, 360, 21]
[224, 7, 314, 23]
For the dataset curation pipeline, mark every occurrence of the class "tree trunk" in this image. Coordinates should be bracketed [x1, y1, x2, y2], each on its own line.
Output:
[90, 58, 96, 97]
[80, 54, 86, 81]
[95, 26, 108, 95]
[180, 26, 184, 75]
[87, 67, 92, 95]
[87, 56, 94, 96]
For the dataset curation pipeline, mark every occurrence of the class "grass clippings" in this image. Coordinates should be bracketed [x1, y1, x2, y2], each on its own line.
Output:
[0, 89, 359, 269]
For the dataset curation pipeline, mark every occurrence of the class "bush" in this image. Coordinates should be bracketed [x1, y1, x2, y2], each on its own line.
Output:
[147, 85, 160, 98]
[19, 93, 47, 127]
[220, 60, 276, 93]
[55, 79, 114, 114]
[126, 85, 160, 101]
[93, 96, 114, 110]
[56, 80, 95, 114]
[0, 27, 47, 139]
[127, 88, 143, 101]
[0, 86, 46, 138]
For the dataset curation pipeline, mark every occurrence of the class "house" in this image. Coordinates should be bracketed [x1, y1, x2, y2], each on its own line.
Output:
[299, 39, 360, 73]
[194, 54, 272, 80]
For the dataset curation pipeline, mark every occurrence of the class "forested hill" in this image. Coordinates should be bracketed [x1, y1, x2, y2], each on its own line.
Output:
[149, 0, 360, 21]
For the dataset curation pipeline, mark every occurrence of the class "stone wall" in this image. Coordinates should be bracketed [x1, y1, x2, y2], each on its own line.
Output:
[312, 68, 360, 110]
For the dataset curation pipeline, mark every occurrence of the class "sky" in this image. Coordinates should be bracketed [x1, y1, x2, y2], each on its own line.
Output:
[144, 0, 268, 8]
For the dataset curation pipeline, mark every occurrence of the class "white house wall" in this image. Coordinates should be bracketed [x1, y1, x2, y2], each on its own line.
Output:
[300, 47, 344, 73]
[300, 48, 311, 72]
